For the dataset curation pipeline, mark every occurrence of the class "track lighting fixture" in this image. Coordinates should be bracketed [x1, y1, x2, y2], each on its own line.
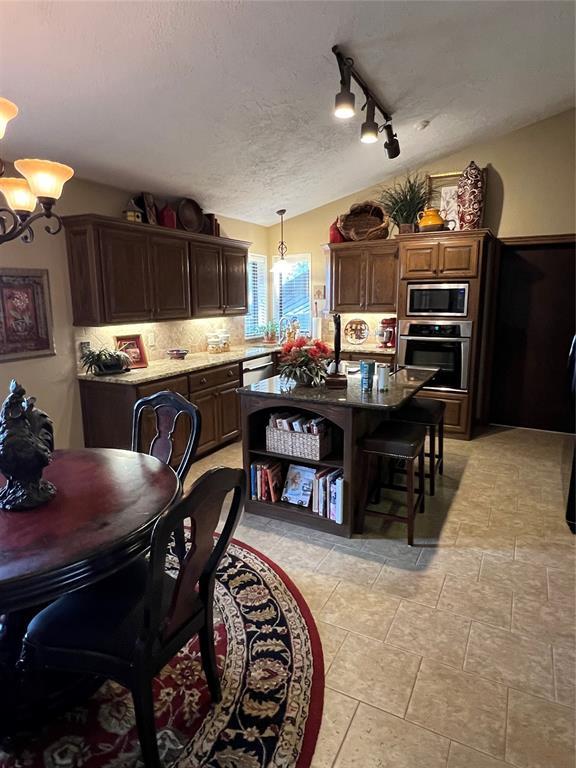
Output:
[332, 45, 400, 159]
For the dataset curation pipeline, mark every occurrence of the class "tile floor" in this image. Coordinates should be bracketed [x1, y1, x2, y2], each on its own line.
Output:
[187, 427, 575, 768]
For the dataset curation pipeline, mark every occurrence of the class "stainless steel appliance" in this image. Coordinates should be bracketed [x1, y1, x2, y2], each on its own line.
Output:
[398, 319, 472, 391]
[242, 354, 275, 385]
[406, 283, 469, 317]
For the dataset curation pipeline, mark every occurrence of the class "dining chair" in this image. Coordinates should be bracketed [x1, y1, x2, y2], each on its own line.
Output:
[20, 467, 246, 768]
[132, 390, 201, 484]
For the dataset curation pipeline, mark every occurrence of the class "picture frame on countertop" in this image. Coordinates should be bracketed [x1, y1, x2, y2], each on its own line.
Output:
[114, 334, 148, 369]
[426, 172, 461, 231]
[0, 268, 55, 362]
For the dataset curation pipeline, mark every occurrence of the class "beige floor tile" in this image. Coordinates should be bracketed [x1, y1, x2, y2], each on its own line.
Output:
[373, 562, 446, 607]
[488, 511, 544, 536]
[553, 645, 576, 708]
[361, 535, 422, 565]
[316, 545, 385, 586]
[512, 594, 576, 648]
[334, 702, 449, 768]
[315, 620, 348, 671]
[547, 567, 576, 604]
[444, 499, 492, 526]
[506, 688, 575, 768]
[417, 547, 483, 579]
[437, 576, 512, 628]
[386, 600, 470, 668]
[284, 568, 340, 612]
[318, 582, 400, 641]
[310, 688, 358, 768]
[326, 633, 420, 717]
[464, 622, 554, 700]
[261, 535, 333, 572]
[406, 658, 507, 758]
[479, 554, 548, 600]
[515, 534, 575, 570]
[447, 743, 509, 768]
[455, 524, 515, 559]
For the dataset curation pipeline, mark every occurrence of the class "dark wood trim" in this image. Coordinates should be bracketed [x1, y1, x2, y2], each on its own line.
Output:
[500, 234, 575, 246]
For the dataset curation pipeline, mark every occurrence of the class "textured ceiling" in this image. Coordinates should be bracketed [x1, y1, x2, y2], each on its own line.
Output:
[0, 1, 574, 225]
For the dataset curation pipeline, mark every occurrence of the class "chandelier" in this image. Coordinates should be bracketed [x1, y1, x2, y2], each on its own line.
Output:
[0, 97, 74, 245]
[270, 209, 292, 275]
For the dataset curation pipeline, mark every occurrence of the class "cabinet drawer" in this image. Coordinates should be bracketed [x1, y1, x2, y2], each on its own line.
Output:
[136, 376, 189, 399]
[189, 363, 241, 392]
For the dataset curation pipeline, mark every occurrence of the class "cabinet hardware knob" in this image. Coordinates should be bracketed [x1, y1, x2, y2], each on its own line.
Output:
[228, 370, 234, 376]
[200, 377, 207, 385]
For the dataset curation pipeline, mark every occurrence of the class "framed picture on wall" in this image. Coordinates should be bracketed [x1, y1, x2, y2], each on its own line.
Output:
[114, 334, 148, 369]
[426, 172, 461, 231]
[0, 268, 55, 362]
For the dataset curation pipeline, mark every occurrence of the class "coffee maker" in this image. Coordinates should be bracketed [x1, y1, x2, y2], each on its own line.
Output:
[377, 317, 397, 349]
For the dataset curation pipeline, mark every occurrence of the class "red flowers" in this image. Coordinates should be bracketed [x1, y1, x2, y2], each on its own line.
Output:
[280, 337, 331, 359]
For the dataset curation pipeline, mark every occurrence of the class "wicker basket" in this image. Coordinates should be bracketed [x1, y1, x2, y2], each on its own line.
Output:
[337, 201, 390, 241]
[266, 426, 332, 461]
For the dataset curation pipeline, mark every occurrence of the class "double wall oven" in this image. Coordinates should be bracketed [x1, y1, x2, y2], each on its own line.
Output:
[398, 320, 472, 391]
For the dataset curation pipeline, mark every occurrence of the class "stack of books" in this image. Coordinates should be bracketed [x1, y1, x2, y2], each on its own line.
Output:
[250, 461, 283, 502]
[268, 412, 328, 435]
[312, 468, 344, 523]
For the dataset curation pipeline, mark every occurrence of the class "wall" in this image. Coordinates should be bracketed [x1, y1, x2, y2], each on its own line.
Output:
[266, 109, 576, 290]
[0, 174, 268, 448]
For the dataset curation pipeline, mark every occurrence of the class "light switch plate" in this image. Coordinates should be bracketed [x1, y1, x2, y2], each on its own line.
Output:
[147, 332, 156, 348]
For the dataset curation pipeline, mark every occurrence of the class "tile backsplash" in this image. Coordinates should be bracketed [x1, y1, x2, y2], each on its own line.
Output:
[75, 316, 246, 364]
[321, 312, 396, 345]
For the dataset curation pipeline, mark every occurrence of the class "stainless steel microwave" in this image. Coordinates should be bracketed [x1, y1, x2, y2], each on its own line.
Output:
[406, 283, 469, 317]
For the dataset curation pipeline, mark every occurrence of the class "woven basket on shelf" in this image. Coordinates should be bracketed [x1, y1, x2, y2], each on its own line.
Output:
[266, 426, 332, 461]
[337, 201, 390, 241]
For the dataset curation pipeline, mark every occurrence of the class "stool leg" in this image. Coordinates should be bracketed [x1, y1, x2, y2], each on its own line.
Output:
[358, 453, 375, 533]
[406, 457, 415, 546]
[428, 425, 436, 496]
[418, 445, 426, 515]
[438, 418, 444, 476]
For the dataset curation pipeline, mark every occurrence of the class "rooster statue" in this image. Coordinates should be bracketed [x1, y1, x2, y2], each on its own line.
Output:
[0, 380, 56, 510]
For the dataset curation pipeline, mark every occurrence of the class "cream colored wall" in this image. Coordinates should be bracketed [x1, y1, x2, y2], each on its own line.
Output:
[0, 175, 268, 449]
[266, 109, 576, 289]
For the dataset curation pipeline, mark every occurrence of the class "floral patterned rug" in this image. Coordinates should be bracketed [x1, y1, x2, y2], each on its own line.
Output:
[0, 541, 324, 768]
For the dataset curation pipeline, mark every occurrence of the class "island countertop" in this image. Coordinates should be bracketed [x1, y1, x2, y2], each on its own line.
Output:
[237, 366, 438, 411]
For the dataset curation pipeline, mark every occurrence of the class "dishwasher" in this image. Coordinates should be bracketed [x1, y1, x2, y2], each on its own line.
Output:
[242, 354, 275, 385]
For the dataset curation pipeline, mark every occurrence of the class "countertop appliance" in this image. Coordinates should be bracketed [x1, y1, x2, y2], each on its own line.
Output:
[407, 283, 469, 317]
[377, 317, 397, 349]
[242, 354, 275, 385]
[398, 319, 472, 391]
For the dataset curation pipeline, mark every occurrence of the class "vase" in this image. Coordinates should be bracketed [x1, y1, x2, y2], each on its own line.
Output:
[457, 161, 485, 230]
[398, 223, 415, 234]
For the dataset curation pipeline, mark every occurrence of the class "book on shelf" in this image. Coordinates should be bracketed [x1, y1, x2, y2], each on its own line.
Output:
[282, 464, 316, 506]
[250, 461, 284, 503]
[268, 411, 329, 435]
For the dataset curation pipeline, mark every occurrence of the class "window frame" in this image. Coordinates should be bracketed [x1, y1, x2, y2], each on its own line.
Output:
[244, 253, 269, 340]
[272, 253, 312, 335]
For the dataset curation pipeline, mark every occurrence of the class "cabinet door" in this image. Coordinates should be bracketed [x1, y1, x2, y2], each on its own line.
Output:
[331, 248, 366, 311]
[222, 246, 248, 315]
[100, 228, 153, 322]
[399, 243, 439, 279]
[190, 243, 222, 317]
[438, 239, 479, 278]
[190, 390, 220, 453]
[149, 236, 191, 319]
[218, 384, 241, 441]
[365, 246, 398, 311]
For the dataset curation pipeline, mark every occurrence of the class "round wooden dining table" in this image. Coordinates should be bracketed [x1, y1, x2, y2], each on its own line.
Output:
[0, 448, 179, 740]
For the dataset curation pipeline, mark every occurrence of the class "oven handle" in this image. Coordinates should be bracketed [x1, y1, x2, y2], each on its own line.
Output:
[398, 336, 470, 343]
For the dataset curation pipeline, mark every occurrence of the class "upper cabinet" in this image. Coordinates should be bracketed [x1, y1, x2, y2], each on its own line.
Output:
[63, 215, 249, 326]
[330, 240, 398, 313]
[399, 232, 482, 280]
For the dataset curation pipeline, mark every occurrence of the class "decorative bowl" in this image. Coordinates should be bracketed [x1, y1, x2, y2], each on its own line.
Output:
[166, 349, 189, 360]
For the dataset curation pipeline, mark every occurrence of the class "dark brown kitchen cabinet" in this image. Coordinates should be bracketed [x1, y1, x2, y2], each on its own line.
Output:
[191, 390, 220, 454]
[63, 214, 249, 326]
[399, 233, 481, 280]
[188, 363, 242, 456]
[330, 240, 397, 312]
[218, 384, 241, 440]
[398, 242, 438, 279]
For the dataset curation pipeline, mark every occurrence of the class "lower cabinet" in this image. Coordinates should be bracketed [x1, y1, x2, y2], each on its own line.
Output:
[415, 390, 470, 438]
[189, 378, 241, 456]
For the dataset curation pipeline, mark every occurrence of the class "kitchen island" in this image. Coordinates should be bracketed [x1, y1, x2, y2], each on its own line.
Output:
[238, 366, 437, 538]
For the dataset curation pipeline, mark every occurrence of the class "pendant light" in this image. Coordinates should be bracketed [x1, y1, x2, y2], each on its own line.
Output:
[270, 209, 292, 275]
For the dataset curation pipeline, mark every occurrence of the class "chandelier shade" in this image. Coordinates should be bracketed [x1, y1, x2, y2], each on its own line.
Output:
[0, 98, 18, 140]
[14, 159, 74, 202]
[0, 178, 37, 214]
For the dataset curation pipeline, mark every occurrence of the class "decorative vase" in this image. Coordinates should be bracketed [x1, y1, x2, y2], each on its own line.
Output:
[398, 223, 416, 234]
[457, 161, 485, 230]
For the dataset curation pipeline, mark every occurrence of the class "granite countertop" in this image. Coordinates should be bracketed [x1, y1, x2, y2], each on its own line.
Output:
[77, 345, 281, 385]
[237, 367, 438, 411]
[340, 344, 395, 354]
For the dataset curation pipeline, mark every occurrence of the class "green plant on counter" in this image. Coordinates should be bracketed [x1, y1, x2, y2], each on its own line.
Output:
[378, 173, 429, 226]
[80, 347, 131, 375]
[259, 320, 279, 341]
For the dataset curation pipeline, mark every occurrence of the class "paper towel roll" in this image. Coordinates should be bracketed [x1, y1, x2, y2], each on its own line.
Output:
[312, 317, 322, 339]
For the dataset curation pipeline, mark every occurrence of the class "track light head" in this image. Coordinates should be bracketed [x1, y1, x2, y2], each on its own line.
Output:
[334, 86, 355, 119]
[383, 123, 400, 159]
[360, 98, 379, 143]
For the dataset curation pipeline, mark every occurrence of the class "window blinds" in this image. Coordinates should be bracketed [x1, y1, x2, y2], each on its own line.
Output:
[244, 254, 268, 339]
[274, 258, 311, 334]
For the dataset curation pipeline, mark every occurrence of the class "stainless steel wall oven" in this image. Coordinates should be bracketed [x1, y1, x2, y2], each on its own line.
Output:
[398, 320, 472, 391]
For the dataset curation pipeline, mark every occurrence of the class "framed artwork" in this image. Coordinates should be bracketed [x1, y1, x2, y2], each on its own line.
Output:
[114, 334, 148, 368]
[426, 172, 461, 231]
[0, 268, 55, 362]
[142, 192, 157, 226]
[313, 284, 326, 301]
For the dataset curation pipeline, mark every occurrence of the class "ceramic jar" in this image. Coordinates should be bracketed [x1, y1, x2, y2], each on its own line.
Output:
[457, 161, 485, 230]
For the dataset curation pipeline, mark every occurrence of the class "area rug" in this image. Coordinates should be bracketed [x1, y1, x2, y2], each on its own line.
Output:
[0, 540, 324, 768]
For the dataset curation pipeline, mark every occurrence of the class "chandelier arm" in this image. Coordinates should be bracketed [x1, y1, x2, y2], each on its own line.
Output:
[0, 208, 61, 245]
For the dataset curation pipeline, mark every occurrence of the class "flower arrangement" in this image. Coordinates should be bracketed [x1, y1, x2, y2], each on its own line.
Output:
[278, 338, 332, 387]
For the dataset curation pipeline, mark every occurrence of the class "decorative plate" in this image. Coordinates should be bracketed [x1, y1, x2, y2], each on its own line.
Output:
[344, 319, 370, 345]
[177, 198, 206, 233]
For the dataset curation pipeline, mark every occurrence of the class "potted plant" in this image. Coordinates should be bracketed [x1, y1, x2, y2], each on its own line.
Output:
[278, 338, 331, 387]
[80, 347, 131, 376]
[378, 173, 429, 233]
[259, 320, 279, 343]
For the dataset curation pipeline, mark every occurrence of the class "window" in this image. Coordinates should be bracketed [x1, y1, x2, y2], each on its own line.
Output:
[245, 254, 268, 339]
[273, 255, 312, 335]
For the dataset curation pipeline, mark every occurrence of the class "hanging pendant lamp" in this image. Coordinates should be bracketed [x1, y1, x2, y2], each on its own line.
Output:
[270, 208, 292, 275]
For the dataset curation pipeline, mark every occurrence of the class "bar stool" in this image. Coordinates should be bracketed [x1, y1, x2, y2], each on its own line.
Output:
[357, 422, 426, 546]
[390, 397, 445, 495]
